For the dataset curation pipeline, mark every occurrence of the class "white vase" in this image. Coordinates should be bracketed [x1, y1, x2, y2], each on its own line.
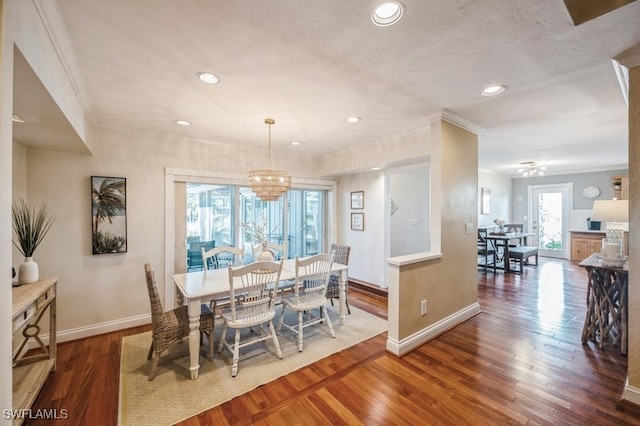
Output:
[257, 248, 275, 262]
[19, 257, 39, 284]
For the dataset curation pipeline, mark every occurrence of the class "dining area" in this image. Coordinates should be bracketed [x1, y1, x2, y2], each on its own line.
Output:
[477, 223, 539, 274]
[147, 246, 351, 380]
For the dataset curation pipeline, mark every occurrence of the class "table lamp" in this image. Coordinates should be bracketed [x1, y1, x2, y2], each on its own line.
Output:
[591, 199, 628, 264]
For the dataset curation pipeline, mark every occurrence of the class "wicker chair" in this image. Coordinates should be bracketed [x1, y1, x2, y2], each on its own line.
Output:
[144, 263, 215, 381]
[278, 253, 335, 352]
[325, 244, 351, 314]
[217, 260, 284, 377]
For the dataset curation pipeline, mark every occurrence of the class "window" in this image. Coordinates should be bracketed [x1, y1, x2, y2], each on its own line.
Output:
[185, 183, 327, 267]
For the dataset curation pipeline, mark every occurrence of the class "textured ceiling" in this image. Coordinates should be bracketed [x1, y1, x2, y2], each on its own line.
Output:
[14, 0, 640, 176]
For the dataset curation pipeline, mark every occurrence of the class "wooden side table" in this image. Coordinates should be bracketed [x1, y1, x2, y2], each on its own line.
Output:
[12, 277, 58, 425]
[579, 254, 628, 354]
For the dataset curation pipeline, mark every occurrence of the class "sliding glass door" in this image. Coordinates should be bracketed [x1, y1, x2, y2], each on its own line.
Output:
[184, 183, 326, 267]
[288, 189, 325, 257]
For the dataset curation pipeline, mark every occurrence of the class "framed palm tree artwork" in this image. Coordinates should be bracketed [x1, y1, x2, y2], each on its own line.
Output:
[91, 176, 127, 254]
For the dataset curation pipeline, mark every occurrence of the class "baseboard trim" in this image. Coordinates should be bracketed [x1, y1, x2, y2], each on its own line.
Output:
[385, 302, 481, 357]
[32, 313, 150, 347]
[348, 278, 388, 298]
[623, 379, 640, 406]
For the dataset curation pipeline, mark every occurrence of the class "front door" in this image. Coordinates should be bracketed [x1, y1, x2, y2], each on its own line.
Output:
[529, 184, 572, 259]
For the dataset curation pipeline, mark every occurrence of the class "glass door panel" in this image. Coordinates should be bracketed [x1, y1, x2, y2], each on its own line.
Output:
[186, 183, 235, 270]
[531, 185, 570, 259]
[239, 187, 286, 261]
[288, 189, 324, 257]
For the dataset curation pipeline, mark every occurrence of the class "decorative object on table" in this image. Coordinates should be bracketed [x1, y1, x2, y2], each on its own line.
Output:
[242, 213, 280, 261]
[91, 176, 127, 254]
[481, 187, 491, 214]
[517, 161, 545, 177]
[12, 198, 56, 284]
[247, 118, 291, 201]
[582, 186, 600, 199]
[591, 199, 628, 261]
[493, 218, 506, 233]
[351, 212, 364, 231]
[350, 191, 364, 209]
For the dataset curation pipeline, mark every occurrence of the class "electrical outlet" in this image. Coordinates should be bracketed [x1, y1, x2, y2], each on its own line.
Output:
[420, 300, 427, 316]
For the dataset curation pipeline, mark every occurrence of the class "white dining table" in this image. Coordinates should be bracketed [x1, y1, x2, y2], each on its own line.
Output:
[172, 257, 349, 379]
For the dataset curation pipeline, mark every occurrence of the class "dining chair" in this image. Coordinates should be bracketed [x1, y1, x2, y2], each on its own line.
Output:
[144, 263, 214, 381]
[201, 245, 245, 270]
[217, 259, 284, 377]
[202, 245, 246, 313]
[325, 244, 351, 314]
[277, 253, 335, 352]
[477, 229, 496, 271]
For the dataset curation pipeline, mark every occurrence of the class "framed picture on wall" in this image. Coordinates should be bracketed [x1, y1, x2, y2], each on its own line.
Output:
[481, 187, 491, 215]
[351, 191, 364, 209]
[351, 212, 364, 231]
[91, 176, 127, 254]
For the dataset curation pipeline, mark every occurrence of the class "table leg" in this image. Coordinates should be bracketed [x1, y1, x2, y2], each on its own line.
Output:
[187, 298, 201, 379]
[339, 269, 347, 325]
[503, 245, 511, 273]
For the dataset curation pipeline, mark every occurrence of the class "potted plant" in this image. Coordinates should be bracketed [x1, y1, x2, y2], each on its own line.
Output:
[12, 198, 55, 284]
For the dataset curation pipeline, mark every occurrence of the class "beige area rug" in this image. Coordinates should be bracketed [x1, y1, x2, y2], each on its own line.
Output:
[118, 305, 387, 425]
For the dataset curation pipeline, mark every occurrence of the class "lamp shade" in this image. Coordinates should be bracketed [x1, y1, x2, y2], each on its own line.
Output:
[591, 199, 629, 223]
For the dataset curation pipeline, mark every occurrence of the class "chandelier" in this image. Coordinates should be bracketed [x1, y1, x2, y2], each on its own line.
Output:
[518, 161, 546, 177]
[247, 118, 291, 201]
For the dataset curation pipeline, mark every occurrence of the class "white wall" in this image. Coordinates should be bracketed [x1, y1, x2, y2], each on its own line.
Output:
[478, 169, 511, 226]
[337, 172, 386, 287]
[389, 166, 430, 256]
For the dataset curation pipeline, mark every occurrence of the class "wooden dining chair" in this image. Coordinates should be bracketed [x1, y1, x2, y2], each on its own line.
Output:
[202, 246, 246, 313]
[217, 259, 284, 377]
[278, 253, 335, 352]
[477, 229, 496, 271]
[201, 246, 245, 270]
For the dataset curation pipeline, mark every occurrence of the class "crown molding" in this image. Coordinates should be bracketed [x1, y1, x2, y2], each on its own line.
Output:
[612, 59, 629, 106]
[442, 110, 486, 135]
[614, 47, 640, 69]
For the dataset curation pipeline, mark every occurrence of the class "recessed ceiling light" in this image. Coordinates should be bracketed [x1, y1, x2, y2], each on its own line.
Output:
[371, 167, 381, 170]
[196, 72, 221, 84]
[176, 120, 191, 126]
[291, 141, 301, 146]
[372, 2, 405, 26]
[346, 116, 361, 124]
[482, 85, 506, 96]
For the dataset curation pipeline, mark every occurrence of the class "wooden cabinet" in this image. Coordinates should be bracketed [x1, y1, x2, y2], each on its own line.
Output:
[12, 277, 58, 425]
[612, 175, 628, 200]
[571, 231, 605, 262]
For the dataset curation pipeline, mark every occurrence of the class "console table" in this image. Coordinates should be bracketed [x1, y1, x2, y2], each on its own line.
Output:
[12, 277, 58, 425]
[578, 254, 627, 354]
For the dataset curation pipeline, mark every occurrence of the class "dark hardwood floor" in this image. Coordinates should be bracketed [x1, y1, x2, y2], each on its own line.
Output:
[29, 258, 640, 425]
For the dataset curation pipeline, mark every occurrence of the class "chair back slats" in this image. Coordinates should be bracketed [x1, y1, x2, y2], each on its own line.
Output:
[144, 263, 167, 330]
[227, 259, 283, 322]
[202, 246, 244, 270]
[295, 253, 334, 300]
